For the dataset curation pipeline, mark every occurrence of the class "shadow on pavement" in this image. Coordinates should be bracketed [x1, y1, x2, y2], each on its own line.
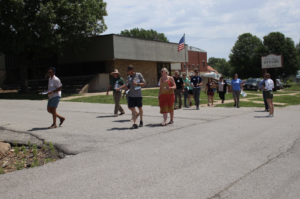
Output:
[254, 116, 269, 118]
[107, 127, 129, 131]
[28, 127, 49, 131]
[97, 115, 114, 118]
[113, 120, 130, 123]
[145, 123, 163, 128]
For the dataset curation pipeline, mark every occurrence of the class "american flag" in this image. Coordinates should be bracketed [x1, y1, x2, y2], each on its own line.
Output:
[178, 35, 185, 52]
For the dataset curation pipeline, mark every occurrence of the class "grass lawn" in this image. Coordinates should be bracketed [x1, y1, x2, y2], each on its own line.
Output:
[66, 95, 217, 106]
[142, 89, 258, 100]
[0, 93, 79, 100]
[215, 101, 265, 108]
[250, 95, 300, 106]
[283, 83, 300, 91]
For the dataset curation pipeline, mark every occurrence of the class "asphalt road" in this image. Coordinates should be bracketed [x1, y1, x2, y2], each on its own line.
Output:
[0, 100, 299, 199]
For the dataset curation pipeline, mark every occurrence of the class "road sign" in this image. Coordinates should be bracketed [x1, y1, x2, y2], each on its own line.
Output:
[261, 54, 283, 69]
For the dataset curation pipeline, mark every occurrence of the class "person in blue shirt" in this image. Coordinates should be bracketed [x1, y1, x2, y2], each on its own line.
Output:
[230, 73, 243, 108]
[190, 70, 203, 110]
[259, 75, 269, 112]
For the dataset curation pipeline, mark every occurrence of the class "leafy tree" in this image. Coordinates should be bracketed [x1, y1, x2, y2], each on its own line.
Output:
[207, 57, 233, 78]
[229, 33, 264, 79]
[296, 40, 300, 55]
[263, 32, 300, 78]
[120, 28, 169, 42]
[0, 0, 108, 93]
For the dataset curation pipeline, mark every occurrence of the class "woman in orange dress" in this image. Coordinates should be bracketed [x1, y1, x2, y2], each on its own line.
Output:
[158, 68, 176, 126]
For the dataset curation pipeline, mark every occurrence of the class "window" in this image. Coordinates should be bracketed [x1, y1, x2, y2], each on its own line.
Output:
[202, 61, 205, 67]
[197, 64, 199, 69]
[189, 65, 191, 69]
[192, 64, 194, 69]
[184, 64, 186, 69]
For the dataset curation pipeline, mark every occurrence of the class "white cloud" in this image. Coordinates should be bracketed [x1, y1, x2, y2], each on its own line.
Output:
[104, 0, 300, 59]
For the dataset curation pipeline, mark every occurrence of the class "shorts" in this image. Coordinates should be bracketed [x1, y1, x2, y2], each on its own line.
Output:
[265, 91, 273, 99]
[48, 96, 60, 108]
[128, 97, 143, 108]
[188, 90, 193, 95]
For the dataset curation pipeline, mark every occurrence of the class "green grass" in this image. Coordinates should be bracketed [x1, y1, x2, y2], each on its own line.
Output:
[249, 95, 300, 106]
[215, 101, 265, 107]
[66, 95, 217, 106]
[0, 93, 80, 100]
[283, 83, 300, 91]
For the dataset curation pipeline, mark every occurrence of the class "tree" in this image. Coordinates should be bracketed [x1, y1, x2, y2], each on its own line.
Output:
[229, 33, 264, 79]
[120, 28, 169, 42]
[263, 32, 300, 78]
[207, 57, 233, 78]
[0, 0, 108, 93]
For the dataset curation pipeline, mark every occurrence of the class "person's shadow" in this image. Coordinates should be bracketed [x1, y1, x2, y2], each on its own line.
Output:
[113, 120, 130, 123]
[254, 116, 269, 118]
[28, 127, 49, 131]
[145, 123, 163, 128]
[96, 115, 115, 118]
[107, 127, 130, 131]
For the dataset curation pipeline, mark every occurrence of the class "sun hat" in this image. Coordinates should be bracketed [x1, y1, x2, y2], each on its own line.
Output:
[110, 69, 121, 75]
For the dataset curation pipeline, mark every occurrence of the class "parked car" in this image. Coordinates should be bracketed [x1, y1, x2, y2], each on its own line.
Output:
[244, 79, 261, 90]
[276, 79, 283, 90]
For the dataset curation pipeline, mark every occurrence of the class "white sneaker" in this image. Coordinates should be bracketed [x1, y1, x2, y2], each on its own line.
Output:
[271, 114, 274, 117]
[266, 114, 272, 117]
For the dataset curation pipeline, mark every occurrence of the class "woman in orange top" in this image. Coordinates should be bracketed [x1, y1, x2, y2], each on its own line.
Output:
[158, 68, 176, 126]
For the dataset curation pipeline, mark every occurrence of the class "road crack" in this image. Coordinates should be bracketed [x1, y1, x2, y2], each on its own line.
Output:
[208, 137, 300, 199]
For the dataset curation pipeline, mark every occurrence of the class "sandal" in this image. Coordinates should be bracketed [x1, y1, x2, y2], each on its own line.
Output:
[49, 124, 57, 129]
[113, 114, 118, 117]
[59, 117, 65, 126]
[168, 120, 174, 124]
[119, 112, 125, 115]
[160, 123, 167, 126]
[207, 104, 210, 107]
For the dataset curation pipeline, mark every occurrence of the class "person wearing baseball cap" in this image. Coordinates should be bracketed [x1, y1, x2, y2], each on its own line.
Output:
[106, 69, 125, 117]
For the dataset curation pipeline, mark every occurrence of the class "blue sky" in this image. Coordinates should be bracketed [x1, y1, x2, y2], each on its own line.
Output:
[103, 0, 300, 60]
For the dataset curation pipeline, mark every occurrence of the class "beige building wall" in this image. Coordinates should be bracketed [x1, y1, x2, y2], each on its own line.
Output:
[108, 60, 158, 87]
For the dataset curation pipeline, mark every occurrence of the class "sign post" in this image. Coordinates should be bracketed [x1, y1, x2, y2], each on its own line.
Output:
[261, 54, 283, 92]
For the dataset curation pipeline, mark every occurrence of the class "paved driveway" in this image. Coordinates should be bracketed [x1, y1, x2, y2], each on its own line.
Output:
[0, 100, 300, 199]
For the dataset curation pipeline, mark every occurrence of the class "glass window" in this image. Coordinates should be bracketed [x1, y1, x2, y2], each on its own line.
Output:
[192, 64, 194, 69]
[189, 65, 191, 69]
[197, 64, 199, 69]
[203, 62, 205, 67]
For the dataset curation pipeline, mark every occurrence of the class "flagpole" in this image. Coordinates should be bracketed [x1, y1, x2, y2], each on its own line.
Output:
[184, 33, 188, 76]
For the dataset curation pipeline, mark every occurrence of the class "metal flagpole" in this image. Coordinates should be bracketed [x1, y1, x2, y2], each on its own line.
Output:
[184, 34, 188, 76]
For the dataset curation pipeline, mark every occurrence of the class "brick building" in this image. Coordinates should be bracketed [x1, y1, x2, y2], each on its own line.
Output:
[180, 46, 207, 76]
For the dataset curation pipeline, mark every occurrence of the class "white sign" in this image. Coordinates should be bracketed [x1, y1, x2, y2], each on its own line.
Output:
[261, 54, 283, 69]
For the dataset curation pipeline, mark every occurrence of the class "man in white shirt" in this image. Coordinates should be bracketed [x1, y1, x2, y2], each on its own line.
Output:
[47, 67, 65, 129]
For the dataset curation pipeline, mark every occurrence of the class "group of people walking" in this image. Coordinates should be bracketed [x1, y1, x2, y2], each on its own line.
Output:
[44, 67, 276, 129]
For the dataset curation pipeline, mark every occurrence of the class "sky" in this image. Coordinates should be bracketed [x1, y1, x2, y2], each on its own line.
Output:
[103, 0, 300, 60]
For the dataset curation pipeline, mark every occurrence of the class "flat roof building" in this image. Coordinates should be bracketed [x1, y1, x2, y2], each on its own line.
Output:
[0, 34, 188, 92]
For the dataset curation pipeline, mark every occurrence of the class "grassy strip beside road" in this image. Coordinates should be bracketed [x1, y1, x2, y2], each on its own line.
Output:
[250, 95, 300, 106]
[66, 95, 216, 106]
[215, 101, 265, 108]
[283, 83, 300, 91]
[0, 93, 80, 100]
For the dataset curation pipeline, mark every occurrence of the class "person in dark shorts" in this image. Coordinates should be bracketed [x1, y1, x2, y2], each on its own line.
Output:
[47, 67, 65, 129]
[119, 65, 146, 129]
[262, 73, 274, 117]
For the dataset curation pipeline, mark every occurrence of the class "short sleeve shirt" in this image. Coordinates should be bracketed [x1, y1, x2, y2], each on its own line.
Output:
[190, 76, 202, 88]
[182, 77, 189, 89]
[173, 76, 183, 89]
[127, 72, 146, 97]
[231, 78, 242, 91]
[110, 77, 124, 93]
[48, 75, 62, 99]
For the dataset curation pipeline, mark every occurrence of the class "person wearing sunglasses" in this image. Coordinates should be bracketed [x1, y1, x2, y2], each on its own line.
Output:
[119, 65, 146, 129]
[46, 67, 65, 129]
[158, 68, 176, 126]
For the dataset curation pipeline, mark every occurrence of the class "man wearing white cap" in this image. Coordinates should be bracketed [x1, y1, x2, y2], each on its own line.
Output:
[106, 69, 125, 117]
